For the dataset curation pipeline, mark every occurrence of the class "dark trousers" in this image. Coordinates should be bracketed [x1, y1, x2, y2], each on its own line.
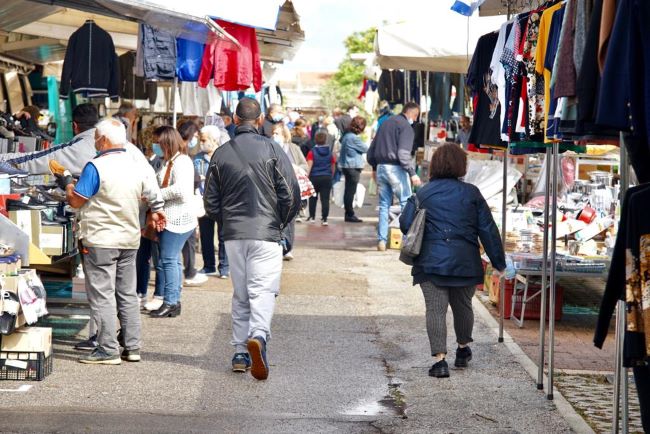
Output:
[342, 168, 361, 217]
[182, 232, 197, 279]
[284, 219, 295, 254]
[135, 237, 161, 297]
[308, 175, 332, 220]
[634, 365, 650, 433]
[198, 216, 229, 275]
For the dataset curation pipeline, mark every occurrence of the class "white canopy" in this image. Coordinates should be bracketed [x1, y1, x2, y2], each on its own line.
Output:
[374, 14, 506, 73]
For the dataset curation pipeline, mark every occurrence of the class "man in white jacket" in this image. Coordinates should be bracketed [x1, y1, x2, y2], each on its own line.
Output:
[3, 104, 100, 176]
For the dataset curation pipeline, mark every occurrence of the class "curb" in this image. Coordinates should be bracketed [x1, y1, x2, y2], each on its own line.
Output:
[472, 297, 595, 434]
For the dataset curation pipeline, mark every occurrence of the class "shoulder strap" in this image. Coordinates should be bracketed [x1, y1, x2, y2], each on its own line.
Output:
[414, 187, 436, 210]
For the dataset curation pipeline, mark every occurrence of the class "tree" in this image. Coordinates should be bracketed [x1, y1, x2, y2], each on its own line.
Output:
[321, 28, 376, 112]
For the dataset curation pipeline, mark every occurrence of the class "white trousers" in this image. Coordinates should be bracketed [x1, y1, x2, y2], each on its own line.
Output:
[225, 240, 283, 353]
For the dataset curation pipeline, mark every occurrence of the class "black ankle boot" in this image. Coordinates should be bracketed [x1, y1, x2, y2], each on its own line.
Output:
[150, 303, 180, 318]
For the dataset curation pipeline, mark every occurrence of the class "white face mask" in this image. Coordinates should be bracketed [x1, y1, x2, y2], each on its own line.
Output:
[200, 142, 215, 153]
[189, 136, 199, 148]
[272, 134, 284, 145]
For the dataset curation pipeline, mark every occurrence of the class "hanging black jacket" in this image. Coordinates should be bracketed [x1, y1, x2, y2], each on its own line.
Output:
[378, 70, 405, 105]
[119, 52, 157, 103]
[60, 20, 120, 99]
[203, 124, 301, 243]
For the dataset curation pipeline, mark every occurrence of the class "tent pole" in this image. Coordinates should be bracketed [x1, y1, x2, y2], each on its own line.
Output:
[172, 76, 178, 126]
[425, 71, 430, 141]
[537, 148, 552, 389]
[546, 142, 559, 400]
[499, 148, 508, 343]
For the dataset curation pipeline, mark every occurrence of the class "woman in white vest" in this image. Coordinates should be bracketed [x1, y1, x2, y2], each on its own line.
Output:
[149, 126, 198, 318]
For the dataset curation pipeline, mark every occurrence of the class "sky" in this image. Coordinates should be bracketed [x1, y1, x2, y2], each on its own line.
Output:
[277, 0, 505, 78]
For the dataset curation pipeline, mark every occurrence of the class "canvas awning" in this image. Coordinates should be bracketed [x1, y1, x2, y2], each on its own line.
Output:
[374, 14, 505, 73]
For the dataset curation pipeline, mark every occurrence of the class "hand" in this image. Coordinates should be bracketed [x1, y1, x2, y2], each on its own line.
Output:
[150, 211, 167, 232]
[55, 173, 74, 190]
[411, 174, 422, 187]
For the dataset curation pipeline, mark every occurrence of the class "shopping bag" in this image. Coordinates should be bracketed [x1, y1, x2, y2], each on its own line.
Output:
[353, 183, 366, 208]
[332, 180, 345, 207]
[368, 177, 377, 196]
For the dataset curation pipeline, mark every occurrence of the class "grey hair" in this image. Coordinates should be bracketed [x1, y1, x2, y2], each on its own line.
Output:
[117, 102, 136, 116]
[201, 124, 230, 146]
[95, 118, 127, 146]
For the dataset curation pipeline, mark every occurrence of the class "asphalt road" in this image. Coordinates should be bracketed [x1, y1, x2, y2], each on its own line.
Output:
[0, 193, 578, 433]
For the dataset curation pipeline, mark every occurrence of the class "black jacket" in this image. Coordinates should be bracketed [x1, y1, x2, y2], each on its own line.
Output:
[400, 179, 506, 282]
[367, 114, 416, 176]
[60, 20, 120, 99]
[119, 52, 157, 103]
[262, 117, 281, 138]
[203, 124, 301, 243]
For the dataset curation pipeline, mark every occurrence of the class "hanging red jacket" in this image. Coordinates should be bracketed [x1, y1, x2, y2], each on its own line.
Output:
[198, 20, 262, 92]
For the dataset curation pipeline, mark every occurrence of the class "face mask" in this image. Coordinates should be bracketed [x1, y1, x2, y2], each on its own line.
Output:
[200, 142, 214, 153]
[272, 134, 283, 145]
[408, 118, 414, 126]
[272, 114, 284, 122]
[189, 137, 199, 148]
[152, 143, 164, 157]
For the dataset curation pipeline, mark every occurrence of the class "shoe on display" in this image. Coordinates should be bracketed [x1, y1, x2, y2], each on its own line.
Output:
[232, 352, 251, 372]
[283, 252, 294, 261]
[197, 267, 219, 276]
[150, 303, 180, 318]
[143, 296, 164, 312]
[79, 348, 121, 365]
[184, 273, 208, 286]
[6, 199, 46, 211]
[0, 124, 15, 139]
[74, 334, 98, 351]
[429, 359, 450, 378]
[377, 241, 387, 252]
[0, 290, 20, 335]
[0, 161, 28, 178]
[247, 336, 269, 380]
[121, 349, 141, 362]
[344, 215, 363, 223]
[454, 346, 472, 368]
[321, 220, 329, 226]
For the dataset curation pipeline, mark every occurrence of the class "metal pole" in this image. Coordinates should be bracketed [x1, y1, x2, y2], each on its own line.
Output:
[537, 148, 552, 389]
[612, 132, 630, 433]
[172, 76, 178, 126]
[499, 149, 509, 343]
[547, 142, 559, 400]
[425, 72, 430, 141]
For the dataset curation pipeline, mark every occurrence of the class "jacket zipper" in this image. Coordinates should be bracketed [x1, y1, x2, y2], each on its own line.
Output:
[88, 22, 93, 85]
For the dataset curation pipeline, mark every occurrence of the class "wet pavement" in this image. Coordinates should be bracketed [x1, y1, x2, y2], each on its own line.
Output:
[0, 176, 583, 433]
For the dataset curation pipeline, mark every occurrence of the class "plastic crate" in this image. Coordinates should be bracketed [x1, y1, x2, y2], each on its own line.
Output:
[0, 351, 53, 381]
[491, 276, 564, 321]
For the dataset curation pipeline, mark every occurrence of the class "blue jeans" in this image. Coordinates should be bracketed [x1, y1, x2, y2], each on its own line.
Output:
[377, 164, 411, 242]
[156, 229, 194, 305]
[136, 237, 162, 298]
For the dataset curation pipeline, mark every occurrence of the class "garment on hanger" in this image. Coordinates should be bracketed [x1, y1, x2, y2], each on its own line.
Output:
[552, 0, 577, 99]
[467, 32, 504, 148]
[137, 24, 177, 81]
[119, 52, 157, 103]
[176, 38, 204, 82]
[378, 70, 404, 105]
[180, 81, 223, 117]
[60, 20, 120, 99]
[198, 21, 262, 92]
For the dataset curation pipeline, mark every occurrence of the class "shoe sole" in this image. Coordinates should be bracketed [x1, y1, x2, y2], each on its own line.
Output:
[79, 358, 122, 365]
[74, 346, 97, 351]
[232, 364, 249, 373]
[429, 369, 450, 378]
[122, 355, 141, 362]
[150, 311, 180, 318]
[247, 339, 269, 380]
[454, 355, 472, 368]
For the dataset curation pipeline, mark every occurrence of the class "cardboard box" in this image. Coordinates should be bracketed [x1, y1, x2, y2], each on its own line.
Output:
[9, 210, 41, 245]
[40, 224, 64, 256]
[389, 227, 402, 250]
[0, 327, 52, 357]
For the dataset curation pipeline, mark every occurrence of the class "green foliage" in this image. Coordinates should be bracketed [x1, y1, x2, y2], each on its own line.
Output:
[320, 27, 376, 111]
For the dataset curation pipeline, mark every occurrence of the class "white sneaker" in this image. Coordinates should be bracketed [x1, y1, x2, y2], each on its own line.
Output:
[283, 252, 294, 261]
[144, 296, 164, 312]
[184, 273, 208, 286]
[321, 220, 329, 226]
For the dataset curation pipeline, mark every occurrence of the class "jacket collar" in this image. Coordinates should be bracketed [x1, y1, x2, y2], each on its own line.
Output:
[234, 124, 261, 136]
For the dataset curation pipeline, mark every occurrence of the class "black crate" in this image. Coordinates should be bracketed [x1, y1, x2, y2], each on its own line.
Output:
[0, 351, 53, 381]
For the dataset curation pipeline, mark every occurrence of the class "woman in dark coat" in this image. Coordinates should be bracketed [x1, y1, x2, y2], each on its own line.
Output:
[400, 143, 506, 378]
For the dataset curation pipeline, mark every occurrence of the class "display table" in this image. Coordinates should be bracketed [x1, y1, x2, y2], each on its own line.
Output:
[511, 268, 607, 327]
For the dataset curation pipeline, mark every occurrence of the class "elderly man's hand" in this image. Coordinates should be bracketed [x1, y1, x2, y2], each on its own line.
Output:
[150, 211, 167, 232]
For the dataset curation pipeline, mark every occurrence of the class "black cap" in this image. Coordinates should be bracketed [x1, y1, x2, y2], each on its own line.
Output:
[235, 97, 262, 121]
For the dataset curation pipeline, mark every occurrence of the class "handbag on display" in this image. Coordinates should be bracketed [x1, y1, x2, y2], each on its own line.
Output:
[143, 158, 174, 241]
[399, 194, 426, 265]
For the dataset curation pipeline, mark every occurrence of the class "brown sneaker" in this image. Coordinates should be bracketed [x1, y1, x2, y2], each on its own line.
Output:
[377, 241, 387, 252]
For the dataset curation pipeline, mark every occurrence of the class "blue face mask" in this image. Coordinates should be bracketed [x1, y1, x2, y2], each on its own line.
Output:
[272, 114, 284, 122]
[152, 143, 164, 157]
[189, 137, 199, 148]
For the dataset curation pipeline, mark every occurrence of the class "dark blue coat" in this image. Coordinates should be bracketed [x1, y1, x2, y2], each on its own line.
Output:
[399, 178, 506, 280]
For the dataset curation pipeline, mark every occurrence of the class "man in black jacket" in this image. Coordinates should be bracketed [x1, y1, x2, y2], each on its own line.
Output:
[367, 101, 422, 251]
[262, 103, 284, 138]
[204, 98, 300, 381]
